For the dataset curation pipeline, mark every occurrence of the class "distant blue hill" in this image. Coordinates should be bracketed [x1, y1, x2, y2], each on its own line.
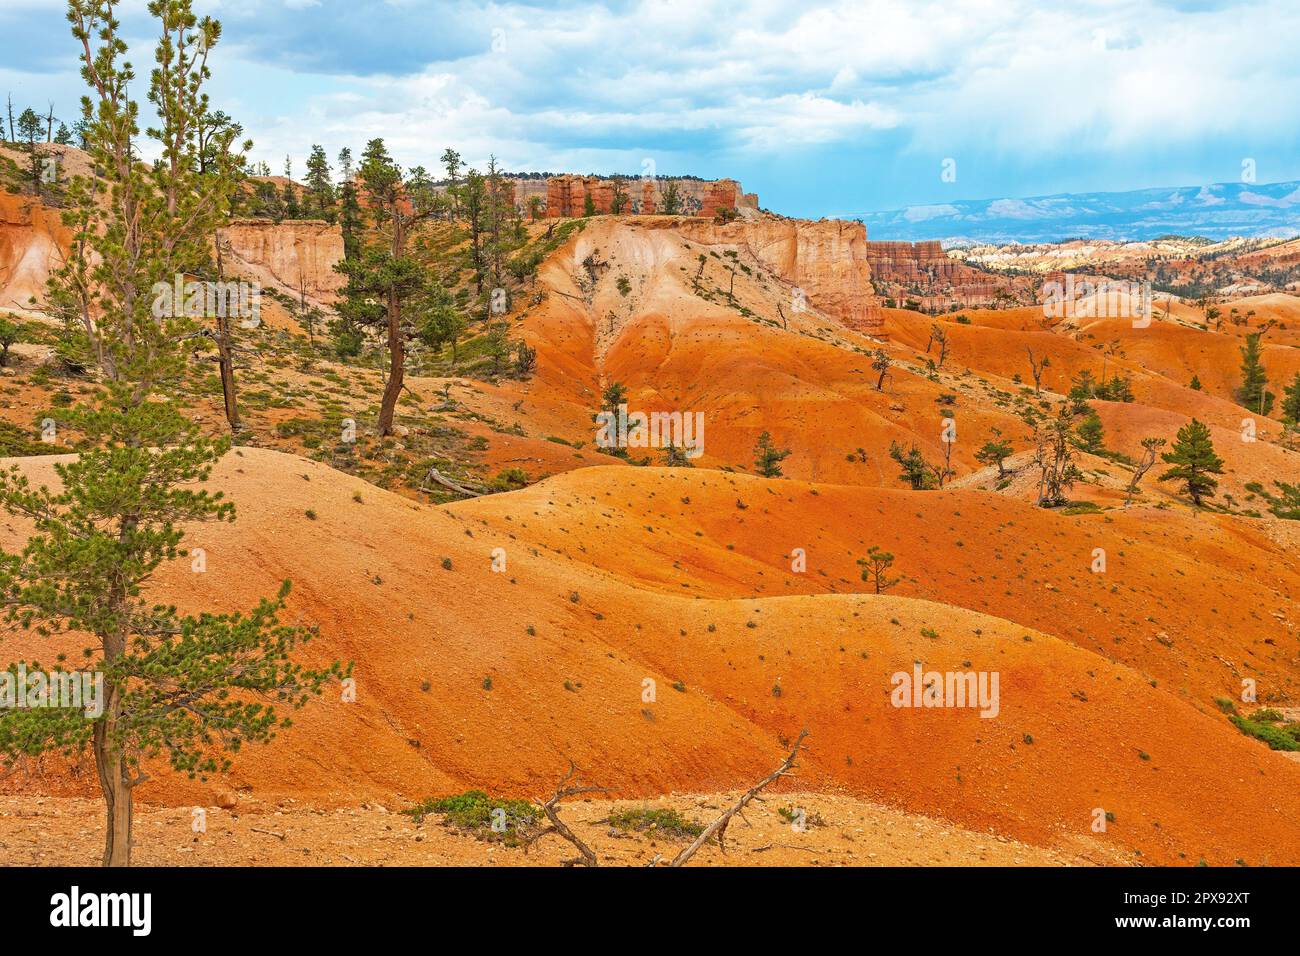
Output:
[858, 181, 1300, 245]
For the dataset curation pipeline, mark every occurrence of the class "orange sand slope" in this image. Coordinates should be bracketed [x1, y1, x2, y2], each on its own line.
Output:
[3, 448, 1298, 866]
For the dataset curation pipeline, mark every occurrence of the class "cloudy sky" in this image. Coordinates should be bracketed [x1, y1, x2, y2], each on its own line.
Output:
[3, 0, 1297, 218]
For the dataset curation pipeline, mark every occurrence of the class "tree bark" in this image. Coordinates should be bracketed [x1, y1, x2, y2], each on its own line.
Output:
[377, 291, 403, 436]
[215, 241, 240, 431]
[93, 673, 132, 866]
[216, 313, 240, 432]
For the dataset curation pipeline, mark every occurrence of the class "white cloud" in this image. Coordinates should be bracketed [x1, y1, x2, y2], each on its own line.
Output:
[13, 0, 1296, 206]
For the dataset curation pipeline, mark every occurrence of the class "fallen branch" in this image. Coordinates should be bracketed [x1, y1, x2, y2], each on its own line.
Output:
[523, 760, 609, 867]
[669, 729, 808, 867]
[419, 466, 486, 498]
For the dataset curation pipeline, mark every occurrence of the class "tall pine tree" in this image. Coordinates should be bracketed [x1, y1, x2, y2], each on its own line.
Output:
[1235, 332, 1274, 414]
[335, 138, 434, 436]
[303, 144, 334, 221]
[0, 0, 344, 867]
[1281, 371, 1300, 423]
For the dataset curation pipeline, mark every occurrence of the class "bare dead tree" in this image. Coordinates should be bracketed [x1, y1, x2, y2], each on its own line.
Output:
[669, 729, 809, 867]
[523, 760, 608, 867]
[933, 325, 949, 368]
[938, 432, 955, 487]
[1026, 347, 1050, 395]
[1123, 437, 1166, 507]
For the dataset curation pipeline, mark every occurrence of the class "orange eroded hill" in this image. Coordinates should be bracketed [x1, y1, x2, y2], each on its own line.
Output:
[454, 466, 1300, 711]
[2, 448, 1298, 865]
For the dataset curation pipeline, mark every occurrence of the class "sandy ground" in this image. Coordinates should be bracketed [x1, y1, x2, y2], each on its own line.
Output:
[0, 793, 1118, 867]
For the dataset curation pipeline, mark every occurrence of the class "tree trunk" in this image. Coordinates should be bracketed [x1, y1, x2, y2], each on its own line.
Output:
[217, 313, 240, 432]
[93, 678, 132, 866]
[215, 243, 240, 431]
[377, 292, 403, 436]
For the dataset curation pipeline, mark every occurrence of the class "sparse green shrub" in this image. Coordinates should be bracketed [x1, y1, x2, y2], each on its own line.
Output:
[402, 790, 541, 845]
[607, 807, 703, 839]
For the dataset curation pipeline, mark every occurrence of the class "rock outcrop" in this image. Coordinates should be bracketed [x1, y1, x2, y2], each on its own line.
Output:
[865, 241, 959, 282]
[681, 217, 885, 337]
[866, 239, 1031, 309]
[0, 192, 71, 310]
[535, 175, 750, 218]
[218, 219, 345, 303]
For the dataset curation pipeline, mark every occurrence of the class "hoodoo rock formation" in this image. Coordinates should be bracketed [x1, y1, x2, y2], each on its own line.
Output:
[866, 239, 1032, 310]
[866, 240, 959, 282]
[532, 175, 751, 218]
[218, 219, 345, 303]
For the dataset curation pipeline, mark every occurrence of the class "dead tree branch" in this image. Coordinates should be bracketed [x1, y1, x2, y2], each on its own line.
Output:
[523, 760, 608, 867]
[669, 729, 809, 867]
[419, 466, 486, 498]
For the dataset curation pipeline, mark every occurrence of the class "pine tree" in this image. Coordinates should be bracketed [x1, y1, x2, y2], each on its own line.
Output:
[418, 285, 465, 364]
[660, 180, 681, 215]
[16, 107, 44, 195]
[195, 109, 238, 177]
[281, 179, 300, 219]
[0, 317, 21, 366]
[1124, 437, 1166, 507]
[461, 169, 487, 293]
[975, 429, 1013, 477]
[338, 188, 362, 263]
[610, 176, 628, 214]
[1076, 409, 1105, 453]
[1189, 374, 1202, 391]
[440, 147, 462, 217]
[1159, 418, 1224, 507]
[661, 441, 693, 467]
[1235, 332, 1274, 414]
[336, 138, 435, 436]
[754, 431, 791, 478]
[856, 546, 900, 594]
[303, 144, 334, 221]
[486, 156, 506, 290]
[889, 441, 937, 490]
[600, 380, 627, 414]
[871, 349, 891, 390]
[484, 320, 512, 376]
[0, 0, 343, 868]
[1281, 371, 1300, 423]
[594, 381, 628, 458]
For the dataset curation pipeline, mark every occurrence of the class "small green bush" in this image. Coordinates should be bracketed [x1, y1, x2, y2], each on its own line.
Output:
[607, 806, 703, 839]
[402, 790, 542, 845]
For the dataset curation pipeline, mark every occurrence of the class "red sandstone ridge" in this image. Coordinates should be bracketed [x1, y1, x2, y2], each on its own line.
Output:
[537, 175, 751, 218]
[217, 218, 345, 304]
